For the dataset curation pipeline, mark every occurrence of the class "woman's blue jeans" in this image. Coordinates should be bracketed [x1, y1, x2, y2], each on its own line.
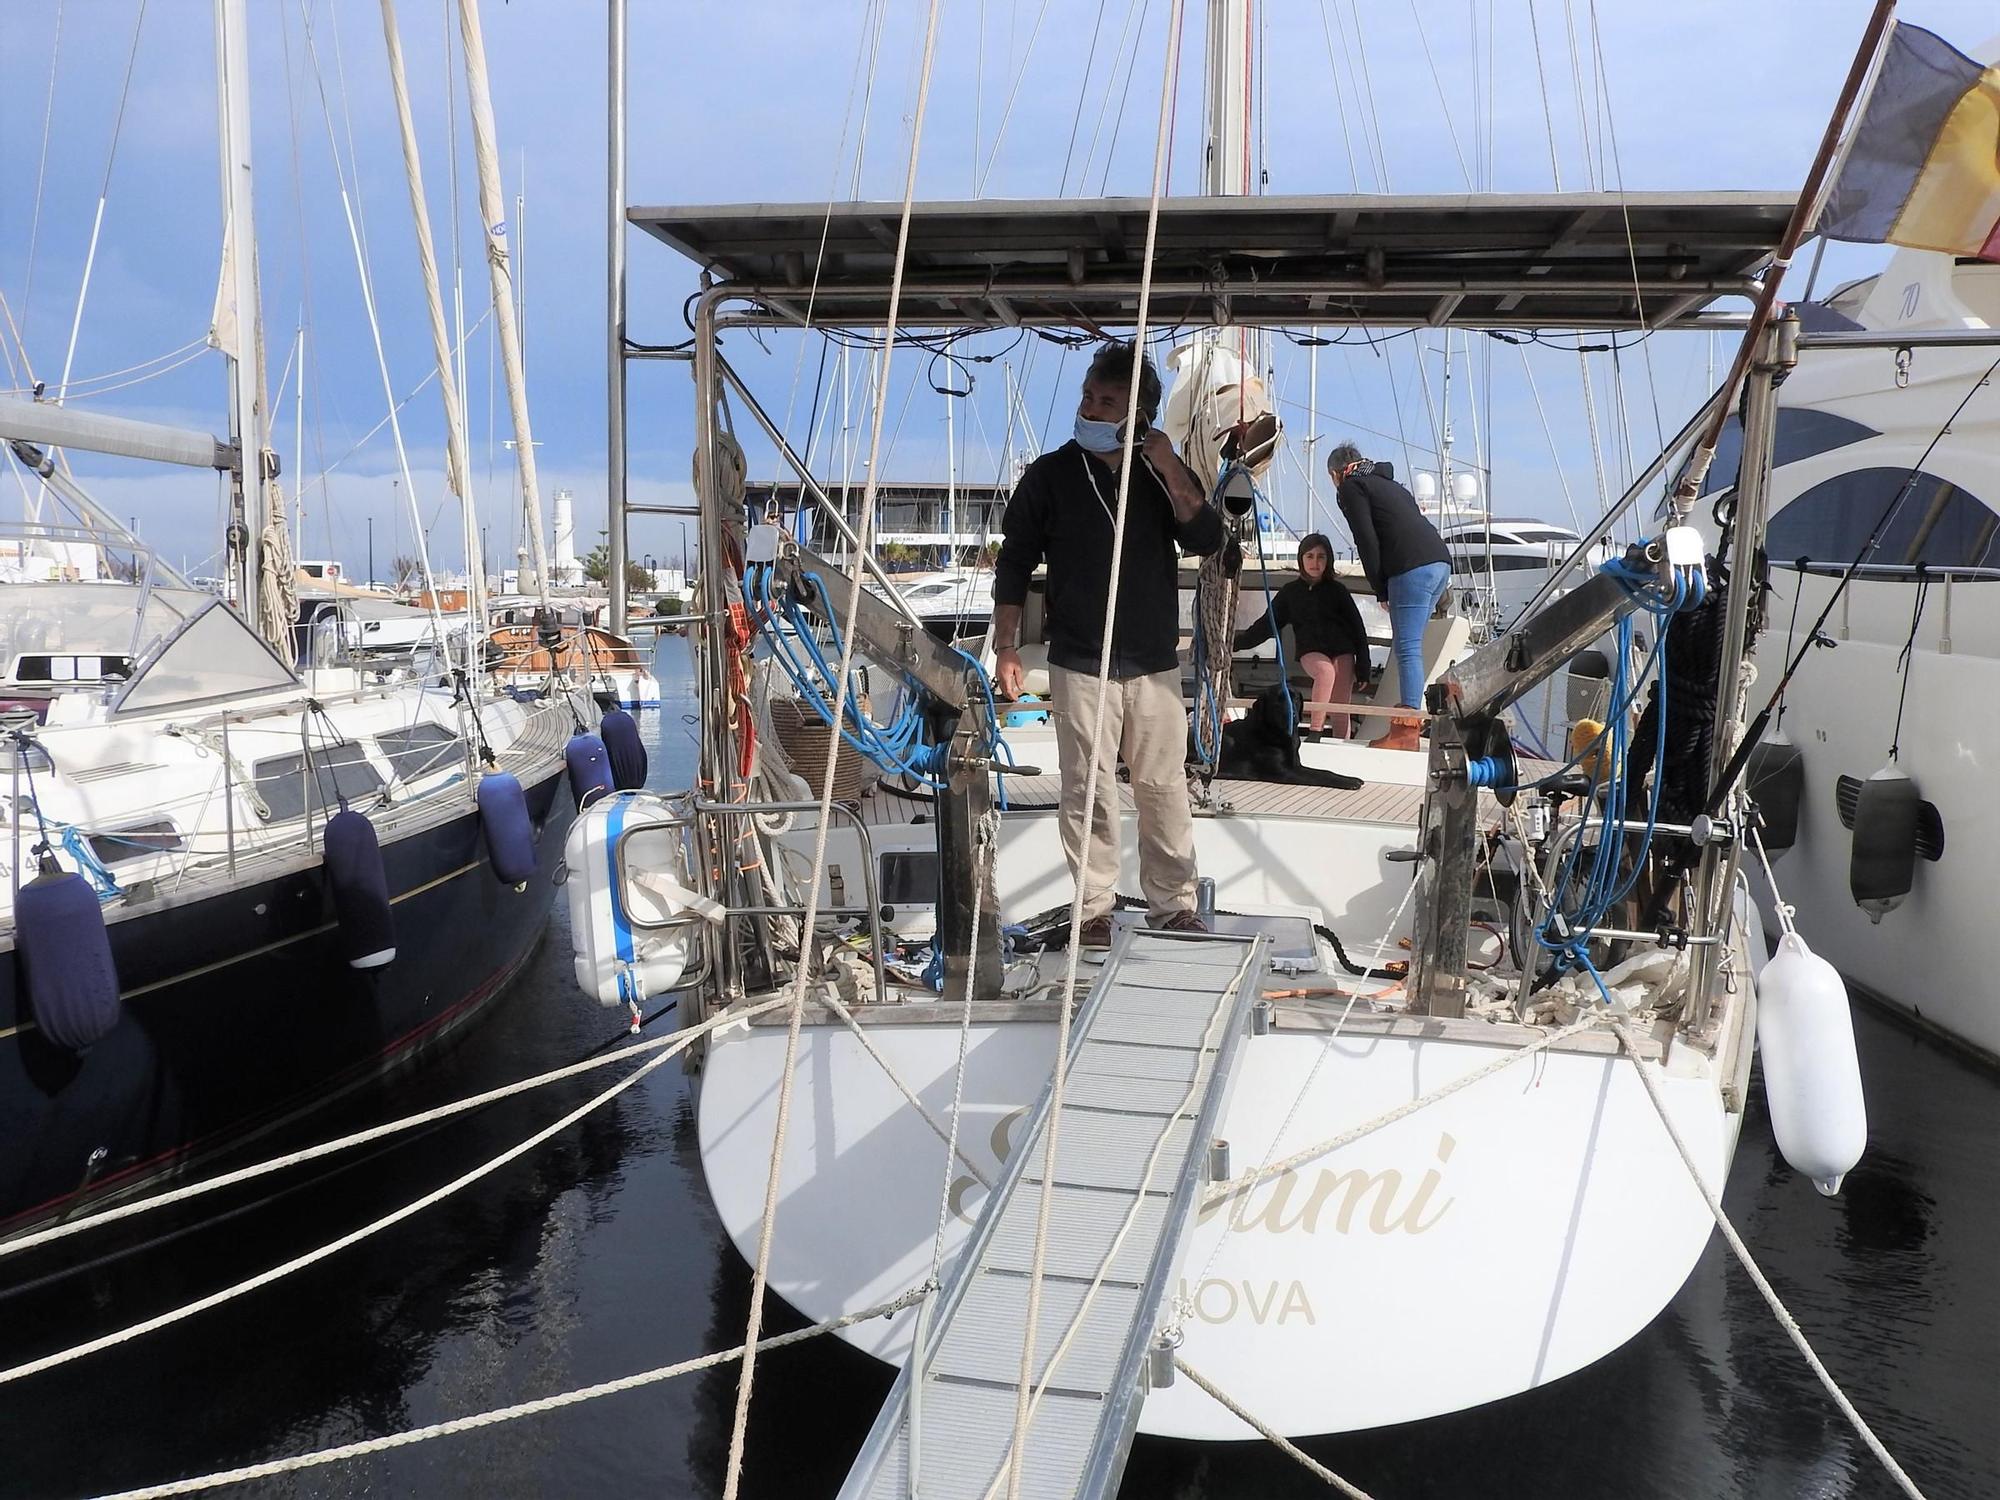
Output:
[1386, 561, 1451, 709]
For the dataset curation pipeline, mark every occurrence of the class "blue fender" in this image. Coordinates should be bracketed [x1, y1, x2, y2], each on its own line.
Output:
[18, 865, 120, 1051]
[478, 771, 537, 886]
[565, 732, 615, 809]
[599, 710, 648, 791]
[324, 808, 396, 968]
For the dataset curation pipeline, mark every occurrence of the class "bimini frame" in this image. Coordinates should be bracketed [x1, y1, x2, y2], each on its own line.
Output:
[616, 188, 1801, 1017]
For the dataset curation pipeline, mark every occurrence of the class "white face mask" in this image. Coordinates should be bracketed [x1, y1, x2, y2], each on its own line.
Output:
[1073, 413, 1123, 452]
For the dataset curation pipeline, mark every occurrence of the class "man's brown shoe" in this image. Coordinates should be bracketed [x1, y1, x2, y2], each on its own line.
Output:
[1078, 914, 1115, 949]
[1156, 910, 1209, 934]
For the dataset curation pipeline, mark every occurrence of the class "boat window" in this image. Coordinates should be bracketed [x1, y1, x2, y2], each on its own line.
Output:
[879, 850, 938, 906]
[1685, 409, 1881, 498]
[88, 820, 185, 866]
[1449, 552, 1551, 573]
[13, 653, 134, 683]
[1766, 469, 2000, 574]
[252, 743, 386, 823]
[376, 723, 462, 784]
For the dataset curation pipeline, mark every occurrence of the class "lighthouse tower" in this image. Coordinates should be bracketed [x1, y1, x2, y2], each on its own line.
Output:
[552, 488, 578, 586]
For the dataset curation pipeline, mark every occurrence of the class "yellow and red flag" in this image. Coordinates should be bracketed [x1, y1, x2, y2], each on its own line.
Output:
[1818, 24, 2000, 262]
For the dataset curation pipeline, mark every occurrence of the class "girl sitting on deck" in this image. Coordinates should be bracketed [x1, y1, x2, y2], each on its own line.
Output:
[1233, 532, 1369, 740]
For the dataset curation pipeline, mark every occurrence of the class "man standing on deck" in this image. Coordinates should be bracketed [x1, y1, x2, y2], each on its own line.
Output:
[992, 342, 1223, 948]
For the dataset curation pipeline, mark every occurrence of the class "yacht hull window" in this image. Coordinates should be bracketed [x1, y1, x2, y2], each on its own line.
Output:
[1767, 468, 1999, 573]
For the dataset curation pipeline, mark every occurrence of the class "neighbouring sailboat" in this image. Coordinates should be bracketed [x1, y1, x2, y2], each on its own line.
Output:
[0, 0, 588, 1232]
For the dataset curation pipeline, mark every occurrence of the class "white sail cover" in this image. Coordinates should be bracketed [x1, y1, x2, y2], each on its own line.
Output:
[1162, 339, 1280, 495]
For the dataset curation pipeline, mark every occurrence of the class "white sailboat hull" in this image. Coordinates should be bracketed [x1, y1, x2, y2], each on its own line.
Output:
[1754, 568, 2000, 1059]
[1723, 246, 2000, 1059]
[698, 1020, 1737, 1438]
[603, 665, 662, 709]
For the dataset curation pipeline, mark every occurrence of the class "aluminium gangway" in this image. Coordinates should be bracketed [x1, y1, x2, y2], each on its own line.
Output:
[840, 926, 1271, 1500]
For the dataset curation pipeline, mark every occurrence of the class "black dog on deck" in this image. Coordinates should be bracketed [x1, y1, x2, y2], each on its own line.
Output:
[1205, 684, 1364, 789]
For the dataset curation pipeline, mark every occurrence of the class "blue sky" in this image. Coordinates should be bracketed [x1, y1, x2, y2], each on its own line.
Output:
[1, 1, 1995, 579]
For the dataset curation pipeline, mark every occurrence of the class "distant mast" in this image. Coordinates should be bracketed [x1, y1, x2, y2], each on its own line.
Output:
[455, 0, 552, 605]
[212, 0, 269, 627]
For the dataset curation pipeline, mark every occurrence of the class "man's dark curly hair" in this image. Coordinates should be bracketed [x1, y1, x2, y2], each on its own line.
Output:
[1084, 341, 1163, 422]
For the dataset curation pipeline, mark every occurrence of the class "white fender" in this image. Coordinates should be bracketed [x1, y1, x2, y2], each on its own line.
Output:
[563, 791, 710, 1008]
[1755, 930, 1868, 1195]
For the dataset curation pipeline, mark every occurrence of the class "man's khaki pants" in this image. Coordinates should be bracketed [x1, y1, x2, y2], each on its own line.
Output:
[1048, 665, 1198, 923]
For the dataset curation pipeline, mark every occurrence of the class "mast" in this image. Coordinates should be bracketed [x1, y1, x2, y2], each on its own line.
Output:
[606, 0, 629, 631]
[1203, 0, 1252, 197]
[293, 324, 305, 544]
[213, 0, 267, 622]
[378, 0, 485, 687]
[454, 0, 552, 605]
[944, 385, 956, 568]
[1438, 333, 1453, 510]
[1305, 339, 1319, 533]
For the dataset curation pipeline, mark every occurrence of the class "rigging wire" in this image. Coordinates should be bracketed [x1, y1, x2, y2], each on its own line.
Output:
[1056, 0, 1117, 190]
[1588, 0, 1669, 473]
[774, 0, 888, 457]
[443, 0, 472, 578]
[1092, 0, 1158, 194]
[1002, 6, 1185, 1495]
[1526, 0, 1564, 188]
[1074, 0, 1150, 194]
[37, 343, 214, 402]
[54, 0, 151, 413]
[1340, 0, 1394, 191]
[1888, 570, 1932, 762]
[295, 0, 450, 642]
[1406, 0, 1473, 188]
[972, 0, 1054, 194]
[1312, 0, 1364, 190]
[1561, 0, 1599, 188]
[20, 0, 66, 342]
[1516, 345, 1587, 536]
[0, 336, 211, 399]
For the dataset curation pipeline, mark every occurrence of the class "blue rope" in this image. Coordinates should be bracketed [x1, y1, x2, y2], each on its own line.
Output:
[1531, 547, 1705, 985]
[59, 825, 122, 901]
[782, 572, 939, 783]
[751, 565, 930, 779]
[747, 563, 1019, 796]
[1191, 603, 1226, 767]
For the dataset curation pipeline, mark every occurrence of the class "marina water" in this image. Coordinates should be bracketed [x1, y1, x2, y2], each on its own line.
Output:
[2, 639, 1993, 1499]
